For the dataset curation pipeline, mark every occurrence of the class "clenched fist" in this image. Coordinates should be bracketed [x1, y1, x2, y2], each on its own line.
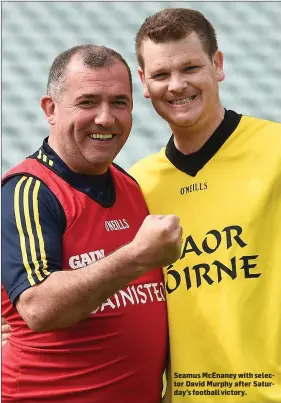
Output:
[130, 214, 183, 270]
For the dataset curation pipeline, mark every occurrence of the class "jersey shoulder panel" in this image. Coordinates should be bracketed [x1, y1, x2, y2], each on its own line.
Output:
[239, 115, 281, 140]
[129, 148, 168, 185]
[112, 162, 140, 187]
[237, 115, 281, 160]
[2, 175, 65, 304]
[129, 148, 172, 206]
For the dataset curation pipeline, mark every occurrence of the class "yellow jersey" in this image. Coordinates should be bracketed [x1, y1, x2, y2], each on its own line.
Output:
[130, 110, 281, 403]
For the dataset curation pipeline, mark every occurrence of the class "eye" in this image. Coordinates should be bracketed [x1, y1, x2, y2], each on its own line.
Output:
[112, 99, 130, 108]
[152, 72, 168, 80]
[114, 100, 127, 105]
[79, 100, 96, 107]
[184, 66, 199, 73]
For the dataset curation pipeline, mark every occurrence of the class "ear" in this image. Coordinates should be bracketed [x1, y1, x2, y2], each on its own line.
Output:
[213, 50, 225, 83]
[40, 95, 56, 125]
[138, 67, 151, 99]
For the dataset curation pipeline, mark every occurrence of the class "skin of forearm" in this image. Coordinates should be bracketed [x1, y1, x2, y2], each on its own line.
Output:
[16, 243, 146, 332]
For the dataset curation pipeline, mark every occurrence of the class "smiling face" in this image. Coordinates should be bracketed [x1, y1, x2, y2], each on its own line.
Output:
[41, 57, 133, 175]
[139, 32, 225, 136]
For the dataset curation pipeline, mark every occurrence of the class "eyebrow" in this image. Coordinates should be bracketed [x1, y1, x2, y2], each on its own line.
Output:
[150, 60, 201, 75]
[76, 94, 131, 102]
[113, 95, 131, 102]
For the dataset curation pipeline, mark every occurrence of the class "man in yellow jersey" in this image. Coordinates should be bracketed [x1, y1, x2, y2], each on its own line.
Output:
[130, 8, 281, 403]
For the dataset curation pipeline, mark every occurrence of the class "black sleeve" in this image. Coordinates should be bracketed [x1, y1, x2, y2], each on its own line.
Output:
[1, 175, 65, 304]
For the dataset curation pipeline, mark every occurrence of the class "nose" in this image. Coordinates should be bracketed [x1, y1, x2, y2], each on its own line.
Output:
[94, 105, 115, 128]
[168, 73, 187, 94]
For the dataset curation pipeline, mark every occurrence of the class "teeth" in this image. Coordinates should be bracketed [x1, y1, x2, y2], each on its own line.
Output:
[169, 95, 196, 105]
[88, 134, 113, 140]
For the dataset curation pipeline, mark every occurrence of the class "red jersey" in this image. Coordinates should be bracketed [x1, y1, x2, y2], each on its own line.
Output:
[2, 147, 167, 403]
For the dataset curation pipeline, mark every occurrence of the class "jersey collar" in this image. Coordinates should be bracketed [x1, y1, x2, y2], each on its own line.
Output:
[39, 138, 109, 188]
[165, 109, 242, 177]
[29, 138, 114, 207]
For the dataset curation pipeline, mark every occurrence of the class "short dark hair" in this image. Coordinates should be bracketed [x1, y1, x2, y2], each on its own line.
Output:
[47, 44, 132, 99]
[136, 8, 218, 70]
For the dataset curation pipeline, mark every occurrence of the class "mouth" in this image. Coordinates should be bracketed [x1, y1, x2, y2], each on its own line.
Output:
[88, 133, 116, 141]
[168, 95, 197, 105]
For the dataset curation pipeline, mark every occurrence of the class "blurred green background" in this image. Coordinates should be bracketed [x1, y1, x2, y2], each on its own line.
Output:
[2, 1, 281, 174]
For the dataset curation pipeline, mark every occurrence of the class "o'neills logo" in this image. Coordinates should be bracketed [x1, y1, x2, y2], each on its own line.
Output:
[180, 182, 208, 195]
[105, 219, 129, 231]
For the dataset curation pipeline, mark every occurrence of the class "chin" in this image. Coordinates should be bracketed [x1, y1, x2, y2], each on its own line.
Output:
[92, 154, 116, 166]
[160, 107, 195, 124]
[87, 157, 109, 167]
[167, 116, 196, 129]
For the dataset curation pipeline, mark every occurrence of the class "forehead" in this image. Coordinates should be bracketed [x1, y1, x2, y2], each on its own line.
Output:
[142, 33, 207, 72]
[65, 59, 132, 98]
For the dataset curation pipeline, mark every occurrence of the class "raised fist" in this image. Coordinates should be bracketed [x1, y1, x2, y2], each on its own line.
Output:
[130, 214, 183, 270]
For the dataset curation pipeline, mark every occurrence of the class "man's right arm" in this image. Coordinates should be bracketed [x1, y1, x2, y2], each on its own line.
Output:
[17, 213, 182, 331]
[2, 175, 182, 332]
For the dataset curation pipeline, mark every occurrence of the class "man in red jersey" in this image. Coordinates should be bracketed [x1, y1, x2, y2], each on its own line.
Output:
[1, 44, 182, 403]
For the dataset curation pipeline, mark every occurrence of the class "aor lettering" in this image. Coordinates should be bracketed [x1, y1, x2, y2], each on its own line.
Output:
[166, 225, 261, 293]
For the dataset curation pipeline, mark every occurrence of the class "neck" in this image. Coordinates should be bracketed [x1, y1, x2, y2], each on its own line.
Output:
[172, 105, 225, 155]
[48, 133, 108, 176]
